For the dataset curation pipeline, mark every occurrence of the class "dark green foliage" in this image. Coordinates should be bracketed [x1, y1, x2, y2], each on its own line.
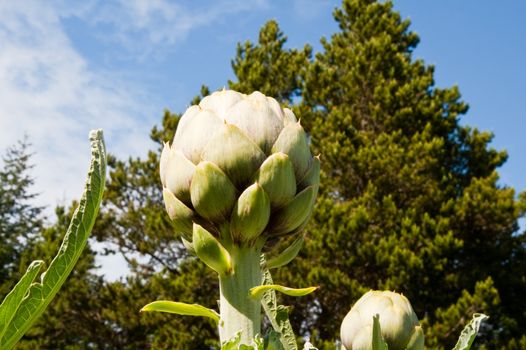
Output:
[229, 19, 312, 104]
[0, 139, 44, 297]
[268, 1, 525, 348]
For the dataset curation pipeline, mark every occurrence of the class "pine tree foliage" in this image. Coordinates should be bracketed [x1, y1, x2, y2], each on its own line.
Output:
[229, 19, 312, 103]
[0, 139, 44, 296]
[265, 1, 525, 348]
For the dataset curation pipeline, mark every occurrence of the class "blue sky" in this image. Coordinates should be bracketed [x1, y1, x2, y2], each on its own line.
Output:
[1, 0, 525, 279]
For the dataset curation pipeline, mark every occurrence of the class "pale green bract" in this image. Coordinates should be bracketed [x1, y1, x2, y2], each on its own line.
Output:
[340, 291, 424, 350]
[0, 130, 106, 350]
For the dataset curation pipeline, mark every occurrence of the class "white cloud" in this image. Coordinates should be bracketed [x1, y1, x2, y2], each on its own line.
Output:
[82, 0, 269, 59]
[0, 0, 270, 280]
[0, 1, 156, 211]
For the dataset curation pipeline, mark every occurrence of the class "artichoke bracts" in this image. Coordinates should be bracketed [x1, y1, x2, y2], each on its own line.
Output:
[340, 291, 425, 350]
[160, 89, 319, 251]
[159, 89, 319, 345]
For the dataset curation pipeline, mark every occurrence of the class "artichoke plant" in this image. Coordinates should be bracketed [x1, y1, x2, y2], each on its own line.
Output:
[156, 89, 319, 345]
[340, 290, 425, 350]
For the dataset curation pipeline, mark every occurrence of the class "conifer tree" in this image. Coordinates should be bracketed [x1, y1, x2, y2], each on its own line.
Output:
[0, 139, 44, 296]
[264, 1, 526, 348]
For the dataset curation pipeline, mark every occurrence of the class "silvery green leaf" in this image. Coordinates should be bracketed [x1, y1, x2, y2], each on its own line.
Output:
[265, 330, 285, 350]
[260, 265, 298, 350]
[303, 341, 318, 350]
[452, 313, 488, 350]
[0, 129, 106, 350]
[0, 260, 43, 340]
[221, 331, 264, 350]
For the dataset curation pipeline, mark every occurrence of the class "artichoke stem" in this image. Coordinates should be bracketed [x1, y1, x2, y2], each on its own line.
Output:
[218, 245, 262, 345]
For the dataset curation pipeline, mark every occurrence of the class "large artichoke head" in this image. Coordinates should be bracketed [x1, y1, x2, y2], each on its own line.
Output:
[160, 90, 319, 249]
[340, 291, 424, 350]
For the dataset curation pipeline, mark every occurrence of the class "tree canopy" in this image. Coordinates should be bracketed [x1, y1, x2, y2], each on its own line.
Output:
[2, 1, 525, 349]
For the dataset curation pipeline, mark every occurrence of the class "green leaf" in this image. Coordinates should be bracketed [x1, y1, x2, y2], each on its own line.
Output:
[250, 284, 317, 300]
[0, 129, 106, 350]
[372, 314, 388, 350]
[0, 260, 44, 340]
[221, 331, 242, 350]
[264, 330, 285, 350]
[141, 300, 220, 323]
[220, 331, 264, 350]
[259, 265, 298, 350]
[266, 236, 304, 269]
[302, 341, 319, 350]
[452, 313, 489, 350]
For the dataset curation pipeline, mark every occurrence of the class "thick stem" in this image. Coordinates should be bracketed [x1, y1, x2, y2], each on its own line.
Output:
[218, 246, 262, 345]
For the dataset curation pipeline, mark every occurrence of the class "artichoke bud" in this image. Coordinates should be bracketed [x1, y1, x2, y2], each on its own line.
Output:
[271, 121, 311, 180]
[161, 89, 320, 251]
[190, 161, 237, 223]
[193, 223, 232, 276]
[340, 291, 424, 350]
[164, 148, 195, 205]
[254, 152, 296, 208]
[202, 123, 266, 188]
[162, 188, 193, 240]
[230, 183, 271, 243]
[268, 185, 317, 235]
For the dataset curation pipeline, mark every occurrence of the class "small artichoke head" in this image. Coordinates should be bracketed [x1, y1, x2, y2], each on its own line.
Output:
[340, 290, 424, 350]
[160, 90, 319, 248]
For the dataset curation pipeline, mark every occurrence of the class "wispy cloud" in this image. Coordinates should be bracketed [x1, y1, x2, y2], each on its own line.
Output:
[0, 0, 270, 210]
[82, 0, 269, 60]
[0, 1, 156, 210]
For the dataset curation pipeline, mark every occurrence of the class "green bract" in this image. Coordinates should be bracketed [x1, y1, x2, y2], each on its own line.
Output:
[160, 89, 319, 248]
[340, 290, 424, 350]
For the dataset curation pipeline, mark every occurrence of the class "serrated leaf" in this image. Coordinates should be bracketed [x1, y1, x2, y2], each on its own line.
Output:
[141, 300, 219, 323]
[303, 341, 318, 350]
[260, 264, 298, 350]
[265, 330, 285, 350]
[221, 331, 264, 350]
[0, 260, 44, 340]
[452, 313, 489, 350]
[0, 129, 106, 350]
[250, 284, 317, 300]
[372, 314, 388, 350]
[221, 330, 242, 350]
